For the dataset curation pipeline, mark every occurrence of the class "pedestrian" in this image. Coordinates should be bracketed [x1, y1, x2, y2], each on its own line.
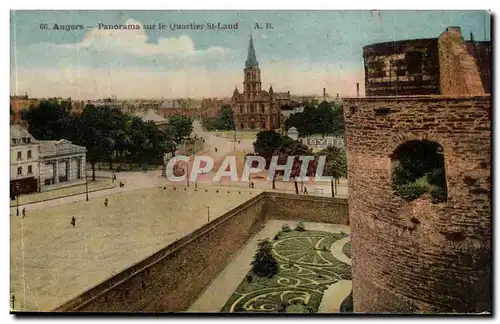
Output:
[249, 182, 251, 188]
[112, 173, 117, 183]
[22, 208, 25, 218]
[251, 182, 255, 189]
[304, 187, 308, 195]
[71, 217, 76, 228]
[104, 198, 108, 207]
[215, 147, 218, 153]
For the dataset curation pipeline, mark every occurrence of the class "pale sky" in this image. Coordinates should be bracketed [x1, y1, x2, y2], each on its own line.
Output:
[10, 10, 491, 100]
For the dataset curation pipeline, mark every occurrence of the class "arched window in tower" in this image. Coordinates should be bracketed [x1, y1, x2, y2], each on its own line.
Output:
[261, 105, 265, 113]
[246, 72, 250, 79]
[247, 84, 251, 91]
[390, 140, 447, 203]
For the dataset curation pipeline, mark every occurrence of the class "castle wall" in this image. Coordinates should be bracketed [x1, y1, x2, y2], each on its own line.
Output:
[363, 39, 440, 96]
[438, 27, 485, 95]
[53, 192, 349, 312]
[265, 192, 349, 225]
[55, 192, 268, 312]
[343, 95, 491, 313]
[465, 41, 492, 94]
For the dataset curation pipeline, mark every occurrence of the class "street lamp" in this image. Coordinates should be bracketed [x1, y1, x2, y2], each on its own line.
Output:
[233, 127, 236, 152]
[16, 194, 19, 216]
[85, 167, 89, 201]
[186, 160, 190, 187]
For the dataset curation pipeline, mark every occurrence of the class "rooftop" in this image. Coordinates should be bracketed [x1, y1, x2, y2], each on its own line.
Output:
[39, 139, 86, 158]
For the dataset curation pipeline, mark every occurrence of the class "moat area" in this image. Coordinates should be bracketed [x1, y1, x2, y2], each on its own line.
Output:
[188, 220, 352, 313]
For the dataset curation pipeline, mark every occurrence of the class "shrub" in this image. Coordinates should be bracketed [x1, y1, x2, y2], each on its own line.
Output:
[273, 234, 279, 241]
[281, 224, 291, 232]
[246, 274, 253, 283]
[295, 222, 306, 232]
[251, 239, 279, 277]
[430, 185, 447, 203]
[394, 181, 427, 201]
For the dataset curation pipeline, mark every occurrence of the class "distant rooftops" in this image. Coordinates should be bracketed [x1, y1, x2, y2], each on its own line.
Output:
[134, 109, 167, 123]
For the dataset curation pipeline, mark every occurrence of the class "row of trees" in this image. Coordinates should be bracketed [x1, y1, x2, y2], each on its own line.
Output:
[252, 131, 347, 195]
[284, 101, 344, 137]
[201, 105, 235, 131]
[21, 99, 193, 180]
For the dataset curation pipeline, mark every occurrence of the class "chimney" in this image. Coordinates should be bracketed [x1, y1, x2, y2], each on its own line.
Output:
[323, 88, 326, 101]
[356, 83, 360, 97]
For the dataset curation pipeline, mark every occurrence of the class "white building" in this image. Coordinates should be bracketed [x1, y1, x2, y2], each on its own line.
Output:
[10, 125, 41, 194]
[39, 140, 87, 191]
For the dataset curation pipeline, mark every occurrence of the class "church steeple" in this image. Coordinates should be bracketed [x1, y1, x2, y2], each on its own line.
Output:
[245, 35, 259, 69]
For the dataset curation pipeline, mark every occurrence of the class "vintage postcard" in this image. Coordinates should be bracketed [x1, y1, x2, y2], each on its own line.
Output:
[9, 10, 491, 314]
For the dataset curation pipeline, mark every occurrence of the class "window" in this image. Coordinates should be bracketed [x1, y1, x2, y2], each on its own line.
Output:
[391, 140, 447, 203]
[240, 123, 244, 129]
[17, 151, 22, 160]
[246, 72, 250, 79]
[370, 60, 386, 78]
[28, 165, 32, 174]
[406, 51, 423, 74]
[77, 160, 82, 179]
[395, 59, 406, 77]
[27, 150, 32, 159]
[240, 106, 243, 114]
[17, 166, 22, 175]
[250, 104, 255, 113]
[261, 105, 266, 113]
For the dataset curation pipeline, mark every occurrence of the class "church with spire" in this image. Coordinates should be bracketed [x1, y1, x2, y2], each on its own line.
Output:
[231, 35, 291, 131]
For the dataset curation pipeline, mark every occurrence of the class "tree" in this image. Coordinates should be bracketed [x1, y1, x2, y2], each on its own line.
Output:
[253, 131, 283, 157]
[251, 239, 278, 277]
[72, 105, 117, 180]
[217, 105, 235, 130]
[284, 100, 344, 137]
[317, 146, 347, 197]
[166, 115, 193, 146]
[21, 99, 73, 140]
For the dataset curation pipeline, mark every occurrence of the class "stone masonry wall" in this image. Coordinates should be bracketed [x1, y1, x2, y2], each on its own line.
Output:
[265, 192, 349, 225]
[438, 27, 485, 96]
[343, 95, 491, 313]
[55, 192, 268, 312]
[54, 192, 348, 312]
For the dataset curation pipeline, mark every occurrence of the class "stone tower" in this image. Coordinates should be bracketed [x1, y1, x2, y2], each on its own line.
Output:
[243, 35, 262, 99]
[343, 27, 491, 313]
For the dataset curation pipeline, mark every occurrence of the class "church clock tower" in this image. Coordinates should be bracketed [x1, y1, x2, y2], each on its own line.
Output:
[243, 35, 262, 101]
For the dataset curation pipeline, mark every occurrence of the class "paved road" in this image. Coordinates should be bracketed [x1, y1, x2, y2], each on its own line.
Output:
[192, 120, 254, 158]
[10, 170, 166, 213]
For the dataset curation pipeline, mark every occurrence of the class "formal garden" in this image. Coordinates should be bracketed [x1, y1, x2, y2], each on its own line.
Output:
[221, 222, 352, 313]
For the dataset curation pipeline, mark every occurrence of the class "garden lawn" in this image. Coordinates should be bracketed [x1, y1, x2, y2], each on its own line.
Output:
[221, 229, 352, 313]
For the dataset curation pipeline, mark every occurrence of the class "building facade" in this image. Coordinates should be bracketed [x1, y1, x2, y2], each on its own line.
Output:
[39, 140, 87, 191]
[363, 27, 491, 96]
[10, 125, 41, 195]
[231, 36, 290, 131]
